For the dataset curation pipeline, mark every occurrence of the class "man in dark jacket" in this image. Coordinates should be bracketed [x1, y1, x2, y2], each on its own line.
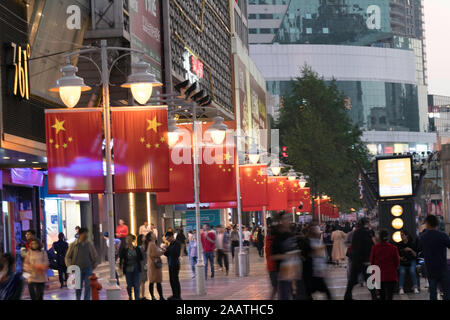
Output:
[344, 218, 377, 300]
[164, 231, 182, 300]
[419, 215, 450, 300]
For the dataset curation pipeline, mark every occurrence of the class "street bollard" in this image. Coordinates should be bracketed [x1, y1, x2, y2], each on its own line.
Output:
[89, 273, 102, 300]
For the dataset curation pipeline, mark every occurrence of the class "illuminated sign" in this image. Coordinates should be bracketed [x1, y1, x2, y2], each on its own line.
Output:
[9, 43, 31, 100]
[183, 50, 204, 83]
[377, 157, 413, 198]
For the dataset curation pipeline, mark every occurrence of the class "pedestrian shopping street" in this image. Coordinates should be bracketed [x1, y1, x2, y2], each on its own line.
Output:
[23, 246, 434, 301]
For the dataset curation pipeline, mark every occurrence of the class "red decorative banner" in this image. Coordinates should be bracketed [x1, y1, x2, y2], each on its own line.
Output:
[240, 164, 268, 208]
[45, 109, 104, 194]
[299, 187, 312, 213]
[111, 107, 169, 192]
[267, 176, 288, 211]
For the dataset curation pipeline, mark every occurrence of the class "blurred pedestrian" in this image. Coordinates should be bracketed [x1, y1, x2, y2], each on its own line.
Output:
[137, 234, 148, 300]
[176, 228, 187, 257]
[370, 229, 400, 300]
[52, 232, 68, 288]
[139, 221, 151, 237]
[230, 225, 239, 260]
[301, 225, 332, 300]
[164, 231, 182, 300]
[146, 232, 164, 300]
[65, 227, 98, 300]
[215, 225, 230, 275]
[188, 233, 198, 278]
[20, 230, 36, 259]
[0, 253, 23, 300]
[344, 218, 377, 300]
[201, 224, 216, 279]
[150, 223, 158, 240]
[396, 230, 419, 294]
[323, 225, 333, 264]
[256, 227, 265, 258]
[243, 227, 251, 247]
[23, 239, 49, 300]
[331, 226, 347, 266]
[418, 215, 450, 300]
[119, 234, 143, 300]
[271, 212, 302, 300]
[265, 225, 278, 299]
[116, 219, 129, 250]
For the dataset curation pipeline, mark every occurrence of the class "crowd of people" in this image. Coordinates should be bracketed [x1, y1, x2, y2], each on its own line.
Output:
[1, 214, 448, 301]
[264, 213, 450, 300]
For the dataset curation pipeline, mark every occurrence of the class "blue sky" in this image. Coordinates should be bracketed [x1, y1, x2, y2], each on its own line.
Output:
[425, 0, 450, 96]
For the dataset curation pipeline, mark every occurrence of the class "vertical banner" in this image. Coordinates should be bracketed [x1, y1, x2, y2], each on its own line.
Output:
[112, 106, 169, 192]
[240, 164, 268, 209]
[267, 176, 288, 211]
[156, 130, 194, 205]
[45, 109, 104, 194]
[286, 180, 302, 211]
[299, 188, 312, 213]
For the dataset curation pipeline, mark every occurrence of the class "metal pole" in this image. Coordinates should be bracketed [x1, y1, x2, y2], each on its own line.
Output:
[318, 198, 321, 225]
[263, 206, 267, 237]
[101, 40, 120, 300]
[292, 207, 295, 223]
[193, 106, 206, 296]
[235, 135, 245, 277]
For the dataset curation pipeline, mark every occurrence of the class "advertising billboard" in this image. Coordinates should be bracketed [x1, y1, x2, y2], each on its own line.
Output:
[377, 156, 413, 198]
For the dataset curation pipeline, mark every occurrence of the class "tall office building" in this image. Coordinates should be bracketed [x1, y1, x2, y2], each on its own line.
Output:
[248, 0, 435, 156]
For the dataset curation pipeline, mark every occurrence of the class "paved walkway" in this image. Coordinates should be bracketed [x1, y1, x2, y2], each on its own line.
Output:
[24, 246, 433, 300]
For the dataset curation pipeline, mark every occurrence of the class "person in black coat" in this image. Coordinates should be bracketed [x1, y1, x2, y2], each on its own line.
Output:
[344, 218, 377, 300]
[119, 234, 144, 300]
[164, 231, 182, 300]
[256, 227, 265, 258]
[52, 233, 69, 288]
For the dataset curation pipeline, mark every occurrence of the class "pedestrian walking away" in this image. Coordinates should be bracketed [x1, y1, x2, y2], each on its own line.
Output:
[146, 232, 165, 300]
[119, 234, 143, 300]
[23, 239, 49, 300]
[201, 224, 216, 279]
[164, 231, 182, 300]
[370, 229, 400, 300]
[52, 232, 69, 288]
[65, 228, 99, 300]
[215, 225, 230, 275]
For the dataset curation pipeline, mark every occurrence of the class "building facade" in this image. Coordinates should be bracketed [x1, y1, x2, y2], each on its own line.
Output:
[248, 0, 434, 156]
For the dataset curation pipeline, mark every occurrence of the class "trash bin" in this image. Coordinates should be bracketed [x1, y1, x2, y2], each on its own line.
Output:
[234, 246, 250, 276]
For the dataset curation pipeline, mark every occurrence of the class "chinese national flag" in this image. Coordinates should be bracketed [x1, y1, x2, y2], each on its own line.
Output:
[299, 188, 312, 212]
[199, 129, 237, 203]
[45, 109, 104, 194]
[111, 107, 169, 192]
[286, 180, 302, 211]
[315, 198, 332, 216]
[240, 164, 268, 209]
[267, 177, 288, 211]
[156, 144, 194, 205]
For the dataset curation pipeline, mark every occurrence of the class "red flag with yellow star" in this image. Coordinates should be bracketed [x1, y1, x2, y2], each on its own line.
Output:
[240, 164, 268, 209]
[299, 187, 312, 212]
[199, 128, 237, 203]
[45, 109, 104, 194]
[286, 179, 302, 211]
[267, 176, 288, 211]
[156, 135, 194, 205]
[111, 106, 169, 192]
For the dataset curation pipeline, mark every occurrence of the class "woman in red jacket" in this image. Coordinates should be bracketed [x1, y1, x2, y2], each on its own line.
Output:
[370, 229, 400, 300]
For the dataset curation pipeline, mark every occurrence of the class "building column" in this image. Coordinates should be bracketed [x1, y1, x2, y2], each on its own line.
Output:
[441, 144, 450, 234]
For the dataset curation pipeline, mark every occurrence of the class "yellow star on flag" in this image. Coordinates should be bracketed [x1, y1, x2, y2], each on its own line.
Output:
[68, 137, 73, 142]
[224, 153, 232, 161]
[49, 139, 54, 144]
[155, 143, 160, 149]
[140, 137, 145, 143]
[55, 144, 59, 149]
[147, 116, 162, 133]
[257, 169, 264, 176]
[52, 118, 66, 134]
[160, 136, 166, 143]
[146, 143, 151, 149]
[63, 143, 68, 149]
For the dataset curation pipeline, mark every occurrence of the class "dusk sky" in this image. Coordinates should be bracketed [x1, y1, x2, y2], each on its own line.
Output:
[424, 0, 450, 96]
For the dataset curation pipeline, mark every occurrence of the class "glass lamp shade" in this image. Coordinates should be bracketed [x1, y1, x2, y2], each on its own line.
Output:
[391, 205, 403, 217]
[288, 175, 296, 181]
[59, 86, 81, 108]
[392, 218, 404, 230]
[271, 166, 281, 176]
[299, 180, 307, 188]
[287, 169, 296, 181]
[210, 129, 226, 145]
[248, 153, 260, 164]
[131, 83, 153, 105]
[168, 131, 180, 148]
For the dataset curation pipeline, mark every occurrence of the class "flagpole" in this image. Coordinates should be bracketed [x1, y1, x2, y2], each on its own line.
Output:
[193, 105, 206, 295]
[263, 205, 267, 237]
[235, 135, 245, 277]
[99, 40, 121, 300]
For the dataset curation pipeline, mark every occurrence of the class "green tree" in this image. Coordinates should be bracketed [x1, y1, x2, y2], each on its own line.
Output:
[278, 66, 370, 213]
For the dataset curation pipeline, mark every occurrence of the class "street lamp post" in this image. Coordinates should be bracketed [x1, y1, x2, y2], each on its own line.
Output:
[50, 40, 161, 300]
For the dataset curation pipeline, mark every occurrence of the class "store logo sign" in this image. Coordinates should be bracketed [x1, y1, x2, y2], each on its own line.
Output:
[183, 51, 204, 83]
[66, 5, 81, 30]
[366, 5, 381, 30]
[9, 43, 30, 100]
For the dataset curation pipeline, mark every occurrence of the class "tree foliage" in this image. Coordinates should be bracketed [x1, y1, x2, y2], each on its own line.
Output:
[278, 66, 370, 212]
